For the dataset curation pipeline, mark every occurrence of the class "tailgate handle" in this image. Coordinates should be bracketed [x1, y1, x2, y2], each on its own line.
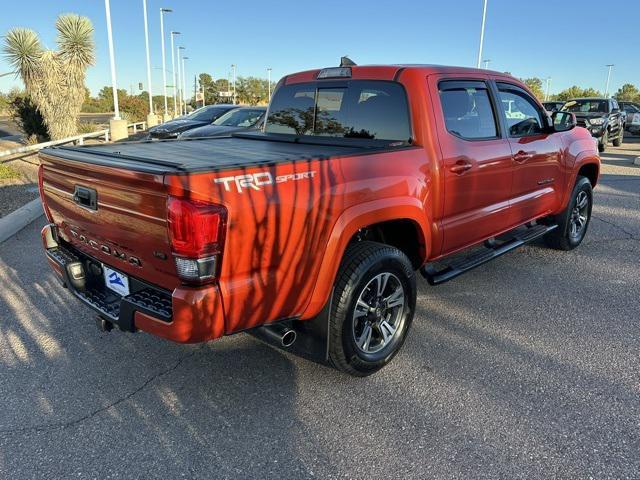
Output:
[73, 185, 98, 211]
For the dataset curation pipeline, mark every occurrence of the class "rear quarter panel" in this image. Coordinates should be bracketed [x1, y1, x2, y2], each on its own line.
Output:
[166, 147, 433, 334]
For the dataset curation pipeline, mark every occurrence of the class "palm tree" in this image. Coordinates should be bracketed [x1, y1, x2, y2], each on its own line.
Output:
[3, 14, 95, 140]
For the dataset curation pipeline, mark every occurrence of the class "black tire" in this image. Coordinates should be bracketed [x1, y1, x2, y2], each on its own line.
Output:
[544, 176, 593, 250]
[598, 130, 608, 153]
[612, 126, 623, 147]
[328, 241, 416, 377]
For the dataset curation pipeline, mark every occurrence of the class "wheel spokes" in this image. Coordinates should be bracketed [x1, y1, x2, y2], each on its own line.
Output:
[356, 299, 371, 317]
[375, 273, 390, 298]
[379, 320, 396, 345]
[570, 221, 578, 237]
[384, 286, 404, 309]
[578, 215, 587, 227]
[576, 192, 588, 209]
[357, 323, 373, 351]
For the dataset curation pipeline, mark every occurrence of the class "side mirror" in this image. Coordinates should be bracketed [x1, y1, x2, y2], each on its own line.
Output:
[551, 111, 576, 132]
[612, 108, 619, 113]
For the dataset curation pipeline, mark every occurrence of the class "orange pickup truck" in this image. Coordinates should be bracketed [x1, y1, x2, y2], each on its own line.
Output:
[38, 62, 600, 376]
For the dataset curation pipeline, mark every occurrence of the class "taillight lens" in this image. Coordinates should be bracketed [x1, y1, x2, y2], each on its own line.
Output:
[38, 164, 54, 222]
[167, 197, 227, 284]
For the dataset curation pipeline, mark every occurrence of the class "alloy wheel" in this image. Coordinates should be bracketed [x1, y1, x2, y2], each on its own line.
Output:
[352, 272, 406, 354]
[569, 190, 589, 240]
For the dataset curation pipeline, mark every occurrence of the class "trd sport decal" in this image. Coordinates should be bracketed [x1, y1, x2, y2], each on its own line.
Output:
[214, 171, 316, 193]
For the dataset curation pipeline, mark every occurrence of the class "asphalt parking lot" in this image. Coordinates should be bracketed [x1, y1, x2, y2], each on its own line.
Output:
[0, 138, 638, 479]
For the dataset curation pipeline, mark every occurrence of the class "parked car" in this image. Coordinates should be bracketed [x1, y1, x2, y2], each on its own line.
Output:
[178, 106, 266, 139]
[38, 63, 599, 376]
[542, 101, 564, 113]
[618, 101, 640, 133]
[148, 104, 237, 139]
[561, 97, 625, 152]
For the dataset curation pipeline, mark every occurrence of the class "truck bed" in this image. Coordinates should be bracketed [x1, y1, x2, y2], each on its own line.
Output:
[42, 133, 369, 174]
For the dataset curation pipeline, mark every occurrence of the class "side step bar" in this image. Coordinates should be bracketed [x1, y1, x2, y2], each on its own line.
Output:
[421, 223, 558, 285]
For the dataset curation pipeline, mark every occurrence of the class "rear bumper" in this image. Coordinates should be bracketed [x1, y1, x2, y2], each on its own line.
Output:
[42, 224, 225, 343]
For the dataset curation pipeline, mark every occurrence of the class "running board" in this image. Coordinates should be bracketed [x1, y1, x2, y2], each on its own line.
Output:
[421, 223, 558, 285]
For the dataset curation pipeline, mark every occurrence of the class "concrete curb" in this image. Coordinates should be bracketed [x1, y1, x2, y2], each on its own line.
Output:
[0, 198, 43, 245]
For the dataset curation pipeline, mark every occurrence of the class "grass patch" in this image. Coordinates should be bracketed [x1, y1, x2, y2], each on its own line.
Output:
[77, 122, 104, 134]
[0, 163, 21, 180]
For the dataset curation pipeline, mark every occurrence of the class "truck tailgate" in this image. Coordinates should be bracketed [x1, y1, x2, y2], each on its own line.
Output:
[39, 152, 179, 291]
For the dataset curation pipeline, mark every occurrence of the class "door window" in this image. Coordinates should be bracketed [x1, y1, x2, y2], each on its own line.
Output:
[439, 81, 498, 140]
[497, 86, 545, 137]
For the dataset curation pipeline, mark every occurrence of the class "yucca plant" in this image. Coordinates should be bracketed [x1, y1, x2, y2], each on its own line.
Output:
[3, 14, 95, 140]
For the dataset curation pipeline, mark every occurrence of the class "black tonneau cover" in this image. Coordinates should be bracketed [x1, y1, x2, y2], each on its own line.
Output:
[41, 134, 372, 174]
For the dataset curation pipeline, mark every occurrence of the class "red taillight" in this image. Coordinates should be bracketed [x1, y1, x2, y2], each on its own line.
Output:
[167, 197, 227, 284]
[38, 164, 54, 222]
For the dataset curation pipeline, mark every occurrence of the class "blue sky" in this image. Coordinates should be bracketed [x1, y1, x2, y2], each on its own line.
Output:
[1, 0, 637, 97]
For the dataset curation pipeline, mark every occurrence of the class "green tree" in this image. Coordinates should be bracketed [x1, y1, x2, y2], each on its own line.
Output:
[581, 88, 601, 97]
[236, 76, 270, 105]
[97, 86, 128, 109]
[198, 73, 220, 105]
[3, 14, 95, 139]
[522, 77, 545, 100]
[119, 95, 147, 122]
[613, 83, 640, 102]
[553, 86, 602, 102]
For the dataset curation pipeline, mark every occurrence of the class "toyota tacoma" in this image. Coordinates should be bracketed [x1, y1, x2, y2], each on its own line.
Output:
[561, 97, 625, 152]
[38, 62, 600, 376]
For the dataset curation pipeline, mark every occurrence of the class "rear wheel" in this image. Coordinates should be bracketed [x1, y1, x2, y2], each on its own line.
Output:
[544, 176, 593, 250]
[329, 241, 416, 376]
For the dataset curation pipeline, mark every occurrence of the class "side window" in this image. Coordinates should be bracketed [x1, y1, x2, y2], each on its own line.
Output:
[439, 81, 498, 140]
[497, 86, 545, 137]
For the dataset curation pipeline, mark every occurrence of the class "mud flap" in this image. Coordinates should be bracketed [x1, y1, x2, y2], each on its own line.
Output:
[247, 298, 332, 366]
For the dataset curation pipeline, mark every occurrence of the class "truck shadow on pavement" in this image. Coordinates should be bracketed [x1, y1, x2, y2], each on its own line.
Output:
[0, 221, 336, 477]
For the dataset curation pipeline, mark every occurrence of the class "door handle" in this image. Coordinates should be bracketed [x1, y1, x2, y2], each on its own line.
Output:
[513, 151, 533, 163]
[450, 160, 473, 174]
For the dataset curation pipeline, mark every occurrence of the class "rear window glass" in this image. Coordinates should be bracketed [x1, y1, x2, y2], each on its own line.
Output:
[188, 106, 229, 122]
[265, 81, 411, 143]
[439, 83, 498, 139]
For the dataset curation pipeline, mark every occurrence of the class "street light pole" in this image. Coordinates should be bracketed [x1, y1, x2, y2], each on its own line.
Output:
[177, 46, 185, 115]
[476, 0, 488, 68]
[545, 77, 552, 101]
[104, 0, 120, 119]
[142, 0, 153, 115]
[159, 8, 172, 117]
[605, 64, 614, 98]
[267, 67, 272, 101]
[182, 57, 188, 112]
[231, 64, 237, 105]
[170, 31, 181, 116]
[482, 59, 491, 69]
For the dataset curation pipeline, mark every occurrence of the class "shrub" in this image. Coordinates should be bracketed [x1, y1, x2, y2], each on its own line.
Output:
[120, 95, 148, 122]
[9, 94, 49, 141]
[77, 121, 102, 134]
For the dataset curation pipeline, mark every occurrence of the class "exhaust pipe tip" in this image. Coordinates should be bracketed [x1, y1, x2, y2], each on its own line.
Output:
[281, 329, 296, 347]
[96, 316, 113, 333]
[256, 323, 297, 348]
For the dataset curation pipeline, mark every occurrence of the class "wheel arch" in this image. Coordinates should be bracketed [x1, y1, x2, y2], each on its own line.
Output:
[300, 197, 431, 319]
[577, 162, 599, 188]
